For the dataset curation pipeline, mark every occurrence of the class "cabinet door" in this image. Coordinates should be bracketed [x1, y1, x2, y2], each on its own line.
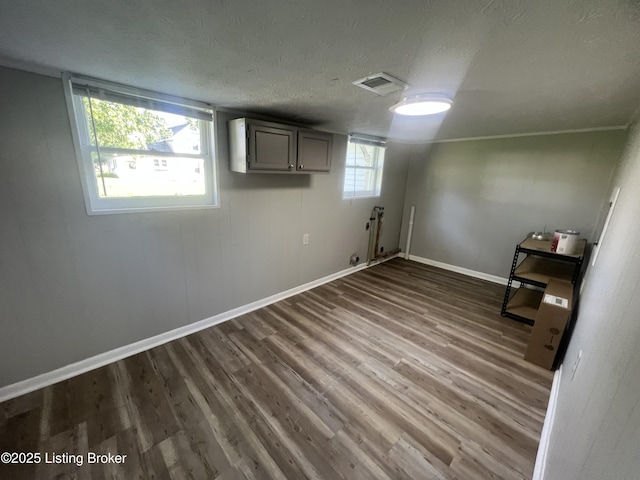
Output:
[248, 122, 296, 171]
[297, 130, 332, 172]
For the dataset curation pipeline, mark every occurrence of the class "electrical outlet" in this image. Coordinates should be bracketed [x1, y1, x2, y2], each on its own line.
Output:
[571, 350, 582, 379]
[303, 233, 309, 245]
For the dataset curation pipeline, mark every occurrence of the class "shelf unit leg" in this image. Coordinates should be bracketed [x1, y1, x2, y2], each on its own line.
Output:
[501, 245, 520, 316]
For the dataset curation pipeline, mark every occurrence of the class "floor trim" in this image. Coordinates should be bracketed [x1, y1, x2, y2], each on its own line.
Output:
[408, 255, 514, 286]
[532, 365, 563, 480]
[0, 256, 397, 403]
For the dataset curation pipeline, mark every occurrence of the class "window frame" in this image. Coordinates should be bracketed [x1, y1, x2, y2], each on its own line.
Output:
[63, 74, 219, 215]
[343, 135, 386, 199]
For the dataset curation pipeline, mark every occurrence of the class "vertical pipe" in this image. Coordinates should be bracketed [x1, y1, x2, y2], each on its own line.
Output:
[367, 208, 377, 265]
[405, 205, 415, 260]
[373, 207, 383, 261]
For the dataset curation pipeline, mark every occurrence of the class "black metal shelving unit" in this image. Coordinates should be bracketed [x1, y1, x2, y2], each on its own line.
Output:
[501, 237, 586, 325]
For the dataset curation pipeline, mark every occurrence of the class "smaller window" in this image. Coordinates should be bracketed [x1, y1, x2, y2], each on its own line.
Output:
[343, 136, 386, 199]
[64, 75, 218, 214]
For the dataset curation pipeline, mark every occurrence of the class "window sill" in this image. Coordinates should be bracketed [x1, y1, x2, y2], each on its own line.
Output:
[85, 203, 220, 216]
[342, 193, 381, 200]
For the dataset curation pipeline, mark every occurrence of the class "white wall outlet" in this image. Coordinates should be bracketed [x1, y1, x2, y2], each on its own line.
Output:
[571, 350, 582, 379]
[303, 233, 309, 245]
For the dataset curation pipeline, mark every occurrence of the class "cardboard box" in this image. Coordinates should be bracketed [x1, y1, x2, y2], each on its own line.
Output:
[524, 279, 574, 370]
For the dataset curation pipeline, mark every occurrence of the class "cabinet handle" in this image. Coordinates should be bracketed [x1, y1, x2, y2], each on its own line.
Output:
[288, 164, 294, 170]
[299, 164, 304, 170]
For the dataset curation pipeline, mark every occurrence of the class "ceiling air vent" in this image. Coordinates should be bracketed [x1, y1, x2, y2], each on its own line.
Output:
[352, 72, 408, 96]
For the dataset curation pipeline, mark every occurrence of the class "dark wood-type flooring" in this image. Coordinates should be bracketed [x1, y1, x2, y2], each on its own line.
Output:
[0, 259, 553, 479]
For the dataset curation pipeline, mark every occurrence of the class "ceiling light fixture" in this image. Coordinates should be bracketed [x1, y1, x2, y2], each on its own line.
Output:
[390, 94, 452, 116]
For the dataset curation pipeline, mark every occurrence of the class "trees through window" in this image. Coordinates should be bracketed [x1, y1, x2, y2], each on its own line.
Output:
[65, 76, 217, 214]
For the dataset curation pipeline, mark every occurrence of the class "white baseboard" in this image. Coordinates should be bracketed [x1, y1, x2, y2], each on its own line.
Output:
[532, 365, 563, 480]
[407, 255, 517, 286]
[0, 255, 398, 403]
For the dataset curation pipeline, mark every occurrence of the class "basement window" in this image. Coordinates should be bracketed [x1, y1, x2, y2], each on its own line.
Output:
[343, 136, 386, 199]
[64, 75, 218, 214]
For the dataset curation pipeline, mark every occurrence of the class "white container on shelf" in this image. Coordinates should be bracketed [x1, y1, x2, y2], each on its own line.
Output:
[551, 230, 580, 254]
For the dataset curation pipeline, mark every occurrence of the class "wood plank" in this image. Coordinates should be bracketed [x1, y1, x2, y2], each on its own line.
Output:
[0, 258, 552, 479]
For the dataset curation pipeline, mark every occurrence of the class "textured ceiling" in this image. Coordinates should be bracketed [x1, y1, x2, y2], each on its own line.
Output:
[1, 0, 640, 142]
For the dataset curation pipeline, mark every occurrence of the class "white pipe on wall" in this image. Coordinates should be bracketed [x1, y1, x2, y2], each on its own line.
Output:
[405, 205, 415, 260]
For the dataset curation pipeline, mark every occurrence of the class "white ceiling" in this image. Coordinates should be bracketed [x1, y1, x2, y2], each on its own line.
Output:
[1, 0, 639, 142]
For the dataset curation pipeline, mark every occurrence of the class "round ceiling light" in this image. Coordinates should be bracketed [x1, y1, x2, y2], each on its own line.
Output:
[390, 94, 452, 116]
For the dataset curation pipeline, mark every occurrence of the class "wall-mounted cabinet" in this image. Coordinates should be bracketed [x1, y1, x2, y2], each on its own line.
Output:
[229, 118, 332, 174]
[297, 129, 332, 172]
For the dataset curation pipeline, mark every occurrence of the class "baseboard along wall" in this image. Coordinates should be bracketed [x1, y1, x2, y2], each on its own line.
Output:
[407, 255, 515, 286]
[532, 365, 563, 480]
[0, 255, 399, 403]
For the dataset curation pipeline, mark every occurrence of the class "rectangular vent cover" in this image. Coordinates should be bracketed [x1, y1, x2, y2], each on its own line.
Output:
[352, 72, 408, 96]
[362, 77, 392, 89]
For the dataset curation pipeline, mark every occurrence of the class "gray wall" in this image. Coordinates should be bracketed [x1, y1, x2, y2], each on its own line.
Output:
[0, 66, 410, 387]
[542, 123, 640, 479]
[399, 131, 626, 278]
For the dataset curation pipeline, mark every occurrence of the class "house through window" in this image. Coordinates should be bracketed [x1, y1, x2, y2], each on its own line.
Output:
[64, 75, 218, 214]
[343, 135, 386, 198]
